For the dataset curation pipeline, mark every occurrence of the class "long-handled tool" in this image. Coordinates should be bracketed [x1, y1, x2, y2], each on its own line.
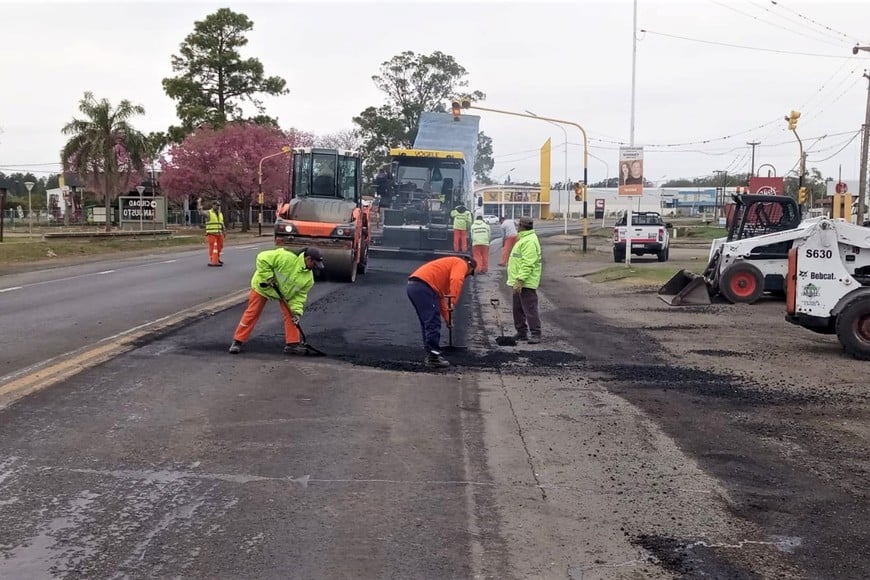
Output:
[270, 280, 326, 356]
[491, 298, 517, 346]
[443, 295, 468, 352]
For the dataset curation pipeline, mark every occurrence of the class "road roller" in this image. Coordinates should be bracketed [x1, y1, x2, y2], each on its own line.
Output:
[274, 148, 370, 283]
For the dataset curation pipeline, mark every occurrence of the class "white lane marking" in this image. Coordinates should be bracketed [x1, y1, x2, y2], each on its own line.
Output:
[161, 260, 177, 264]
[0, 286, 23, 293]
[97, 270, 115, 275]
[234, 245, 261, 250]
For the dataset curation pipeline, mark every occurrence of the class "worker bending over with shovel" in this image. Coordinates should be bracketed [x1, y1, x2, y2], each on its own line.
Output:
[407, 255, 476, 368]
[228, 247, 324, 355]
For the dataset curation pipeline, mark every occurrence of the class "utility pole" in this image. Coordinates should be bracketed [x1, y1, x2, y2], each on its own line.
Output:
[851, 45, 870, 224]
[857, 70, 870, 225]
[747, 141, 760, 177]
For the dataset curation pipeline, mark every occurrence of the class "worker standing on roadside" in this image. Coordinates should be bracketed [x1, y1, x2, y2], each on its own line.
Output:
[470, 215, 491, 274]
[407, 255, 476, 368]
[202, 200, 225, 267]
[450, 203, 473, 252]
[228, 247, 324, 355]
[499, 215, 518, 267]
[507, 216, 543, 344]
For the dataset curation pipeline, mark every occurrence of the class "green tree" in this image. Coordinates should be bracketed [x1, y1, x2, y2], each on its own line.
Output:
[474, 131, 494, 183]
[60, 92, 147, 231]
[162, 8, 288, 140]
[353, 50, 485, 174]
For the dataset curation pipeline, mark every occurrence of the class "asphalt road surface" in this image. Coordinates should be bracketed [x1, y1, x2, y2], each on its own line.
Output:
[0, 247, 498, 578]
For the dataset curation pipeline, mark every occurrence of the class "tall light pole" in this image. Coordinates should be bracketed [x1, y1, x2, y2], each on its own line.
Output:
[460, 100, 590, 251]
[527, 110, 569, 233]
[258, 146, 291, 236]
[747, 141, 760, 178]
[713, 170, 727, 219]
[24, 181, 35, 235]
[625, 0, 638, 266]
[136, 185, 145, 231]
[852, 44, 870, 224]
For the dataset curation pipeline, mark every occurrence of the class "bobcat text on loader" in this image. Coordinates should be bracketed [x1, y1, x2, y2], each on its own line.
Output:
[274, 148, 370, 282]
[369, 148, 468, 256]
[659, 194, 808, 306]
[786, 218, 870, 360]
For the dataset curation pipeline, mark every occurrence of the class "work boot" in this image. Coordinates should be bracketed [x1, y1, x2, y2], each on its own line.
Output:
[425, 350, 450, 368]
[528, 335, 542, 344]
[284, 343, 308, 356]
[512, 333, 529, 341]
[228, 340, 243, 354]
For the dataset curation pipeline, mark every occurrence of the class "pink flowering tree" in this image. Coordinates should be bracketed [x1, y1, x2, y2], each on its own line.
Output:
[160, 122, 314, 231]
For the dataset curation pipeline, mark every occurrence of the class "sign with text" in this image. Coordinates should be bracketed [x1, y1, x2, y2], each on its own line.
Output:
[594, 198, 605, 219]
[119, 196, 166, 222]
[618, 147, 644, 196]
[748, 176, 784, 196]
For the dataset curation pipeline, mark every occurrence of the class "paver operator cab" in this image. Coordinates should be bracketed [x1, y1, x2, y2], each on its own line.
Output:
[370, 148, 468, 254]
[274, 148, 370, 283]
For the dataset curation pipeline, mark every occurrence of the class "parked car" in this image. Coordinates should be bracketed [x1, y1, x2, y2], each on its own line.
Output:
[483, 214, 500, 225]
[613, 211, 671, 262]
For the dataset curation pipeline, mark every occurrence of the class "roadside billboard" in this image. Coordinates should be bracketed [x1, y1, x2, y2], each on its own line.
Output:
[618, 147, 644, 196]
[748, 176, 784, 196]
[594, 198, 605, 219]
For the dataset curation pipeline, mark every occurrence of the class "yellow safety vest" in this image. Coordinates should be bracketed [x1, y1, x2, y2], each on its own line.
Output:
[206, 209, 224, 234]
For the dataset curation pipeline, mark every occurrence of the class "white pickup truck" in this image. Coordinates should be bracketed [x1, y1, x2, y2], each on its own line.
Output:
[613, 211, 671, 262]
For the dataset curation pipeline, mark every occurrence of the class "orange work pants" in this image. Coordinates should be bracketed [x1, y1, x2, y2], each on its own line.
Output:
[501, 235, 517, 266]
[472, 244, 489, 273]
[207, 234, 224, 264]
[453, 229, 468, 252]
[233, 290, 301, 344]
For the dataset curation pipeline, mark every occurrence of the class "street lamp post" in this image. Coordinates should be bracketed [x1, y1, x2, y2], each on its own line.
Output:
[24, 181, 35, 236]
[0, 187, 6, 242]
[258, 146, 292, 237]
[527, 110, 569, 234]
[713, 170, 727, 220]
[136, 185, 145, 231]
[462, 101, 590, 251]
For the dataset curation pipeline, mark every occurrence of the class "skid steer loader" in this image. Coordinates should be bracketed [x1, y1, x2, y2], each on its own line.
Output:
[785, 218, 870, 360]
[658, 194, 806, 306]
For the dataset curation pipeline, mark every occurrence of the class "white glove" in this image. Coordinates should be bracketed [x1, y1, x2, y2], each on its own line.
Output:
[291, 313, 301, 325]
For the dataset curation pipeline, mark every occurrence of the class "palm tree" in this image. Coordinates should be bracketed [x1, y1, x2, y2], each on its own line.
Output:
[61, 92, 147, 231]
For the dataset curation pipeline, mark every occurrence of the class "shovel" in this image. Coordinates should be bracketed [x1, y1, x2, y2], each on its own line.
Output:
[270, 280, 327, 356]
[443, 295, 468, 352]
[491, 298, 517, 346]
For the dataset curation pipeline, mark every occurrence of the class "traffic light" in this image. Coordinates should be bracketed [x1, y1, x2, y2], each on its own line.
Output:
[785, 110, 801, 131]
[451, 100, 461, 119]
[798, 186, 808, 204]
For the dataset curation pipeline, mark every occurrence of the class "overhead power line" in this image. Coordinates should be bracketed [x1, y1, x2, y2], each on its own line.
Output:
[768, 0, 864, 45]
[640, 29, 859, 59]
[707, 0, 846, 48]
[746, 0, 854, 45]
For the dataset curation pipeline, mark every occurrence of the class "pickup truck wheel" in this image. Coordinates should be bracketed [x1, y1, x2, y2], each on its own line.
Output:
[835, 296, 870, 360]
[720, 263, 764, 304]
[613, 248, 625, 263]
[657, 247, 669, 262]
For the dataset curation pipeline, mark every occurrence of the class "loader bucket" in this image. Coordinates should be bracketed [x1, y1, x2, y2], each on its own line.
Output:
[658, 270, 712, 306]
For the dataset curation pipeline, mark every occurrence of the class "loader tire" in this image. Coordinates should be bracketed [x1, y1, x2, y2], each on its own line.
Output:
[720, 263, 764, 304]
[835, 296, 870, 360]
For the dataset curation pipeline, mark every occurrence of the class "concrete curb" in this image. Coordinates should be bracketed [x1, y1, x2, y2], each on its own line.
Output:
[0, 288, 251, 411]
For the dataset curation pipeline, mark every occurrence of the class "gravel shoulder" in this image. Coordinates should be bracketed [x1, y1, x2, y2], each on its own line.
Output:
[479, 233, 868, 578]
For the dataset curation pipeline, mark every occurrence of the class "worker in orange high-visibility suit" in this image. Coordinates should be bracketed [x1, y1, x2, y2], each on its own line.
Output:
[406, 255, 476, 368]
[499, 215, 518, 267]
[228, 247, 324, 355]
[203, 201, 225, 266]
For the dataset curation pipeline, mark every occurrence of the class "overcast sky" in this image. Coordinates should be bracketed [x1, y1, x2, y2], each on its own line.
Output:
[1, 0, 868, 186]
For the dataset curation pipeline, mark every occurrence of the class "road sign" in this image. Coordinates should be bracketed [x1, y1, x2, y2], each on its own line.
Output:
[836, 181, 848, 194]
